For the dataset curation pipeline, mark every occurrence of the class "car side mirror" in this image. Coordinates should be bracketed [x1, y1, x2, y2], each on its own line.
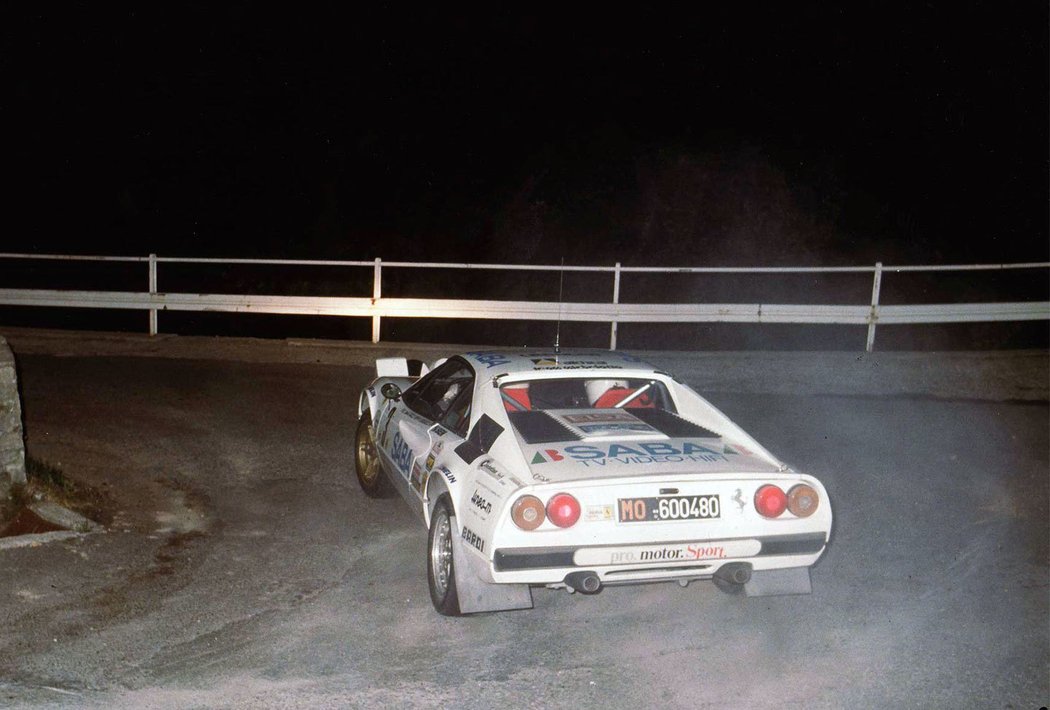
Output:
[381, 383, 402, 400]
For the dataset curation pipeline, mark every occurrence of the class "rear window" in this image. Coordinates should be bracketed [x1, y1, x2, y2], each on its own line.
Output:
[499, 377, 676, 414]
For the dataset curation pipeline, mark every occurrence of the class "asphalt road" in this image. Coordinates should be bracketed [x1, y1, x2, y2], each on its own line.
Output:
[0, 353, 1046, 708]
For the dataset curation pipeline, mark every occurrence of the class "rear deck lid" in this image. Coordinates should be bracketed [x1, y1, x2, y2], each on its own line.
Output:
[509, 408, 781, 483]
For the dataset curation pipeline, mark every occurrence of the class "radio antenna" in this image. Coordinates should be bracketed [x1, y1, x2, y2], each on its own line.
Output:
[554, 257, 564, 356]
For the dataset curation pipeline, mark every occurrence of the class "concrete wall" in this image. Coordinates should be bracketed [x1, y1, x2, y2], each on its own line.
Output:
[0, 336, 27, 498]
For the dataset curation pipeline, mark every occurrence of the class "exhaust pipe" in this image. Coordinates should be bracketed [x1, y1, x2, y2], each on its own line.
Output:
[564, 571, 602, 595]
[713, 562, 752, 586]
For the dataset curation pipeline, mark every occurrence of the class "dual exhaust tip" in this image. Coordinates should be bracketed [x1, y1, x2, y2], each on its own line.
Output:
[713, 562, 752, 586]
[565, 562, 752, 595]
[564, 571, 602, 594]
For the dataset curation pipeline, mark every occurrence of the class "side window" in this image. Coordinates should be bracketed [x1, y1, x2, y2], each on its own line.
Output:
[403, 359, 475, 423]
[440, 387, 472, 437]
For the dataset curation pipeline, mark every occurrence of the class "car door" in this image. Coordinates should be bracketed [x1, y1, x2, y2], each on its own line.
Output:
[387, 359, 475, 502]
[419, 373, 474, 493]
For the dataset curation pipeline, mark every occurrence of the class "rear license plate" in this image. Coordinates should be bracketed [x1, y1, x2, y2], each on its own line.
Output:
[618, 495, 720, 523]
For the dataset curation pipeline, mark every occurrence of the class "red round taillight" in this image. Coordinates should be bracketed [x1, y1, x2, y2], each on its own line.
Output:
[787, 483, 819, 517]
[754, 484, 788, 518]
[511, 495, 545, 530]
[545, 493, 581, 528]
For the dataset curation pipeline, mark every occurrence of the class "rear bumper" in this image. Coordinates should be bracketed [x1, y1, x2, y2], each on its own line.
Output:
[489, 531, 827, 585]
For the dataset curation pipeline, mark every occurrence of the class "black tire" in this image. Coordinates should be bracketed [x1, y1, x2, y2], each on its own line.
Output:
[427, 495, 462, 616]
[354, 412, 393, 498]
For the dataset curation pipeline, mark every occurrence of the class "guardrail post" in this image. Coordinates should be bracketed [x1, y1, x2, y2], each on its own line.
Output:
[609, 262, 621, 350]
[865, 261, 883, 352]
[148, 253, 158, 336]
[372, 257, 382, 343]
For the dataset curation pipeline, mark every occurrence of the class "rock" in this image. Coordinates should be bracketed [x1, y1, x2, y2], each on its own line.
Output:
[0, 336, 27, 498]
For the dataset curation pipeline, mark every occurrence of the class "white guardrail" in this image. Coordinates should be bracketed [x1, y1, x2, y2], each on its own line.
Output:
[0, 254, 1047, 352]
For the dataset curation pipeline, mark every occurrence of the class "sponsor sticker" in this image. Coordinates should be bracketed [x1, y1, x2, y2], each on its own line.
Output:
[440, 466, 456, 484]
[391, 431, 414, 475]
[530, 449, 565, 464]
[573, 539, 761, 566]
[379, 407, 397, 449]
[522, 354, 623, 371]
[541, 441, 736, 468]
[467, 351, 512, 369]
[461, 526, 485, 553]
[585, 504, 615, 522]
[410, 462, 427, 493]
[425, 453, 436, 471]
[479, 459, 508, 487]
[533, 362, 621, 371]
[470, 489, 494, 516]
[403, 410, 430, 426]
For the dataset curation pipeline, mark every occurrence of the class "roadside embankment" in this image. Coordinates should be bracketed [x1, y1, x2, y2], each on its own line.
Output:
[1, 326, 1046, 402]
[0, 336, 27, 498]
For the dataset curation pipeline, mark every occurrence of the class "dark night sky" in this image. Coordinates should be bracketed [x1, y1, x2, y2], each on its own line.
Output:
[6, 3, 1049, 266]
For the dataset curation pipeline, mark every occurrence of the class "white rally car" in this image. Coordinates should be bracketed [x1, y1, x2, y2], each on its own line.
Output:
[354, 350, 831, 616]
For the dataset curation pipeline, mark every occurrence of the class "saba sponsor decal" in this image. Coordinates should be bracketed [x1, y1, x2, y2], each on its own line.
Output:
[541, 441, 733, 467]
[466, 351, 512, 369]
[391, 432, 414, 475]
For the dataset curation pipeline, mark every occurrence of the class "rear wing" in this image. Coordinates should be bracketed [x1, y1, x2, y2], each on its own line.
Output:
[376, 357, 411, 377]
[375, 357, 445, 378]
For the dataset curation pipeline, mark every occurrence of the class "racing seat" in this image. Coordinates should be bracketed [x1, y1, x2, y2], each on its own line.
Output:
[593, 387, 655, 409]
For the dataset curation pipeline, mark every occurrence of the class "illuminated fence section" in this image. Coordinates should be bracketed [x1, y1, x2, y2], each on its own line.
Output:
[0, 253, 1046, 352]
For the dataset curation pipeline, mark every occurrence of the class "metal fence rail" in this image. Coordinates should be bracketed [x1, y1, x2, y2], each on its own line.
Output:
[0, 254, 1047, 351]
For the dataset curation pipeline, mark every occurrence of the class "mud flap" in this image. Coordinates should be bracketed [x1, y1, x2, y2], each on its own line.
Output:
[451, 531, 533, 613]
[744, 567, 812, 597]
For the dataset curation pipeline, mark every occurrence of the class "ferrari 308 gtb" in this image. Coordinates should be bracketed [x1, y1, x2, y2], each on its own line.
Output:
[354, 350, 832, 616]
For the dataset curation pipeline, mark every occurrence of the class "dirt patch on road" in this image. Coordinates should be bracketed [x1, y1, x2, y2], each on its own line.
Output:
[147, 530, 208, 579]
[0, 506, 67, 537]
[0, 455, 115, 537]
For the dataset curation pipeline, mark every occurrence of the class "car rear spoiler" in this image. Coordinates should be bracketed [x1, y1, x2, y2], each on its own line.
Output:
[375, 357, 443, 378]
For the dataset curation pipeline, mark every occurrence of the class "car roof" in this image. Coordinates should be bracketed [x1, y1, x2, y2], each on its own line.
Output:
[460, 349, 662, 378]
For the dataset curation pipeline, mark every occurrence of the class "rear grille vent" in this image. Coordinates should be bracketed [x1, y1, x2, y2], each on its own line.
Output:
[508, 411, 582, 444]
[627, 408, 721, 438]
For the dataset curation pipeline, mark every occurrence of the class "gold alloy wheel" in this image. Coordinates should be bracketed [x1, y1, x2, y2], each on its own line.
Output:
[356, 418, 380, 485]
